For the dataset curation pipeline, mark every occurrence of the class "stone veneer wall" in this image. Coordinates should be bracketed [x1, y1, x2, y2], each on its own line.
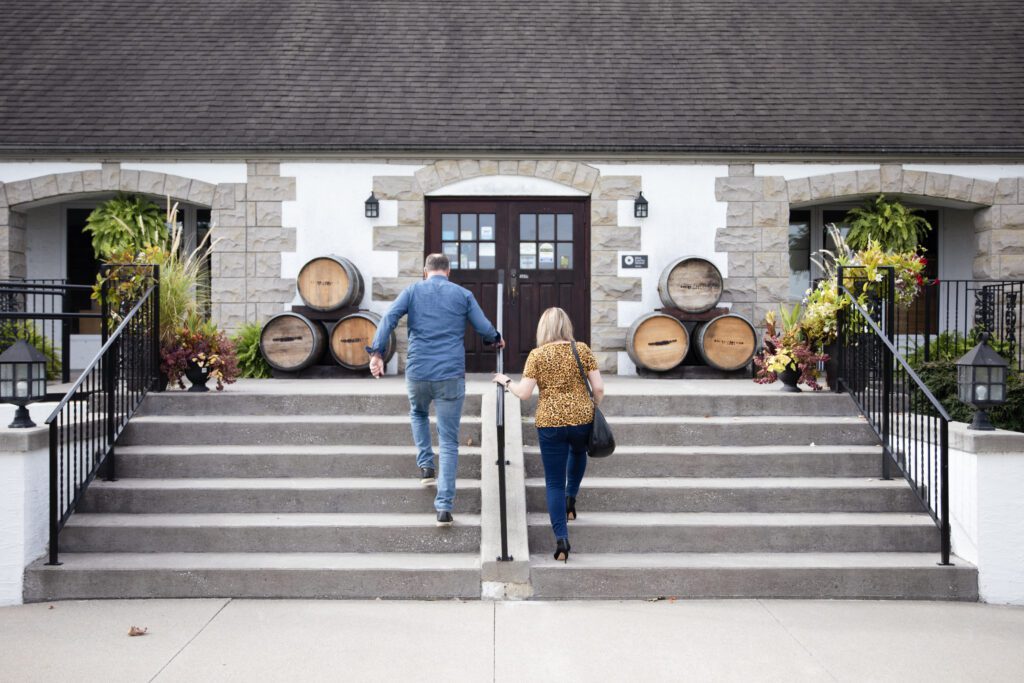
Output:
[0, 161, 296, 333]
[715, 163, 1023, 322]
[371, 160, 642, 373]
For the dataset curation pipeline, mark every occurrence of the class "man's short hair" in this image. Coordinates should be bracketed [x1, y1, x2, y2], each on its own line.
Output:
[424, 253, 450, 272]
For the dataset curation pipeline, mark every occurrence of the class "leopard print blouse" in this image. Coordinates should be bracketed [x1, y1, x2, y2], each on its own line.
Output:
[523, 341, 599, 428]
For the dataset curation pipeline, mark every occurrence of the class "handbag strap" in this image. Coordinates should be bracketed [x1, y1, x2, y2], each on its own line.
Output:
[570, 341, 597, 406]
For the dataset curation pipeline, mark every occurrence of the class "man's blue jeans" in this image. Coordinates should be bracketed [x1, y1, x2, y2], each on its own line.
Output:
[407, 377, 466, 512]
[537, 423, 592, 540]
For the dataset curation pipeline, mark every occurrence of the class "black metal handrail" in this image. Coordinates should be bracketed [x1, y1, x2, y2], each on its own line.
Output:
[494, 269, 512, 561]
[0, 279, 94, 383]
[836, 265, 952, 565]
[45, 265, 161, 565]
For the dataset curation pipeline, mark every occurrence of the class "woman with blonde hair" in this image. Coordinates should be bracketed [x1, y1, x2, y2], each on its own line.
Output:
[493, 307, 604, 562]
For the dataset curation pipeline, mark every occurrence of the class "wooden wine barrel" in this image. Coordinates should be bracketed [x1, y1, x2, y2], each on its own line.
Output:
[296, 256, 364, 311]
[260, 312, 326, 372]
[627, 313, 690, 371]
[657, 256, 724, 313]
[696, 314, 758, 371]
[329, 311, 396, 370]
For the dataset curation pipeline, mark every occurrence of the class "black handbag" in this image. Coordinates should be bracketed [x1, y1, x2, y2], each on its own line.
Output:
[570, 341, 615, 458]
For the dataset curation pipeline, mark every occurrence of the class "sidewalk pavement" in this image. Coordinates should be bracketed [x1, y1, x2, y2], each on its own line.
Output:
[2, 599, 1023, 682]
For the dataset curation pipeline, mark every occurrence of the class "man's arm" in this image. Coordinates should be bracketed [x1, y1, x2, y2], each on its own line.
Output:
[465, 291, 502, 345]
[366, 287, 411, 360]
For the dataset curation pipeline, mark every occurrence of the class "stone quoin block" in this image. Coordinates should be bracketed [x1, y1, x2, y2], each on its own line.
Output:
[976, 230, 991, 256]
[591, 351, 617, 373]
[728, 163, 754, 177]
[246, 176, 296, 202]
[252, 252, 283, 278]
[726, 202, 753, 227]
[974, 207, 995, 232]
[398, 201, 424, 226]
[210, 227, 246, 252]
[136, 171, 165, 195]
[998, 205, 1024, 231]
[0, 182, 7, 208]
[591, 250, 618, 275]
[247, 227, 296, 252]
[571, 165, 599, 193]
[374, 225, 424, 251]
[761, 226, 790, 252]
[187, 180, 217, 206]
[101, 163, 120, 190]
[594, 176, 641, 200]
[591, 326, 628, 351]
[970, 179, 998, 206]
[856, 170, 882, 194]
[4, 180, 33, 206]
[947, 175, 975, 203]
[254, 162, 280, 176]
[213, 204, 246, 227]
[728, 252, 754, 277]
[534, 160, 557, 180]
[753, 202, 787, 228]
[163, 175, 192, 201]
[590, 201, 618, 227]
[924, 173, 951, 198]
[214, 253, 246, 278]
[26, 174, 59, 200]
[715, 176, 764, 202]
[591, 302, 618, 326]
[81, 170, 103, 193]
[591, 276, 642, 302]
[786, 178, 812, 204]
[989, 230, 1024, 255]
[723, 277, 756, 303]
[995, 178, 1020, 204]
[715, 227, 762, 253]
[398, 251, 424, 276]
[901, 170, 927, 195]
[478, 160, 500, 175]
[234, 183, 247, 202]
[832, 171, 858, 197]
[553, 162, 578, 185]
[247, 277, 294, 302]
[457, 160, 483, 179]
[754, 252, 787, 278]
[762, 176, 788, 202]
[592, 225, 640, 250]
[210, 277, 246, 303]
[517, 160, 538, 176]
[372, 277, 420, 301]
[756, 277, 790, 303]
[413, 165, 441, 194]
[973, 256, 994, 279]
[245, 201, 256, 228]
[880, 165, 903, 193]
[373, 176, 421, 201]
[212, 185, 235, 210]
[808, 174, 835, 201]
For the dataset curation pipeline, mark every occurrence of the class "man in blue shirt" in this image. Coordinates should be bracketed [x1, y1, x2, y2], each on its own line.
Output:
[367, 253, 503, 526]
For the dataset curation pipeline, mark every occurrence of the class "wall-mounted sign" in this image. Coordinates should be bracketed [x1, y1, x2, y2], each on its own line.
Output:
[622, 254, 649, 269]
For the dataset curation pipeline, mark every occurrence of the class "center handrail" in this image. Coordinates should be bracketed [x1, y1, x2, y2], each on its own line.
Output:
[837, 264, 952, 565]
[494, 269, 512, 561]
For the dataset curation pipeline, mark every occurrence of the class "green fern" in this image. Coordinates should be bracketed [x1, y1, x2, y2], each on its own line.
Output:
[845, 194, 931, 253]
[84, 194, 167, 259]
[232, 322, 272, 378]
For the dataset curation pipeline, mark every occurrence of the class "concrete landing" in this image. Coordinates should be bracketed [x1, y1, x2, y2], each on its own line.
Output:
[1, 599, 1022, 682]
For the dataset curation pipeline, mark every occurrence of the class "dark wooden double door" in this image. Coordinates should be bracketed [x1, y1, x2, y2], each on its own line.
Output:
[426, 198, 590, 373]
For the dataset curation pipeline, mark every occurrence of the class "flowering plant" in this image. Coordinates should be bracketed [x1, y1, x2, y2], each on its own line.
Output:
[753, 308, 829, 390]
[160, 313, 239, 390]
[846, 240, 928, 308]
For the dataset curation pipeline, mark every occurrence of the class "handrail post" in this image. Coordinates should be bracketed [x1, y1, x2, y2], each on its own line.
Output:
[152, 265, 162, 391]
[60, 288, 70, 384]
[881, 267, 894, 480]
[46, 420, 61, 565]
[939, 419, 951, 565]
[494, 269, 511, 561]
[835, 265, 845, 393]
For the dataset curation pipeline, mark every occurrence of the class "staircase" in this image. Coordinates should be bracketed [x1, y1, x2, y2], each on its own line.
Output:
[24, 389, 483, 600]
[525, 387, 978, 599]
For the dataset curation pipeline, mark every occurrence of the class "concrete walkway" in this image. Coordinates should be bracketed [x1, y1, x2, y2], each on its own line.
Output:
[2, 600, 1023, 682]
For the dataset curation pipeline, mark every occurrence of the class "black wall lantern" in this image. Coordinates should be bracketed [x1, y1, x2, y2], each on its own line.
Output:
[634, 191, 648, 219]
[365, 191, 380, 218]
[0, 340, 48, 428]
[956, 334, 1009, 430]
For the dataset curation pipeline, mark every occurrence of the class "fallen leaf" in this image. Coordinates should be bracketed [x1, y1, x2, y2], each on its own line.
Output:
[646, 596, 667, 602]
[466, 437, 474, 446]
[48, 605, 54, 610]
[128, 626, 148, 637]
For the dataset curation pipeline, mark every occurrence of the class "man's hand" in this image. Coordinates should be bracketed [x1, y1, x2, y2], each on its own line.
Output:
[493, 339, 506, 349]
[369, 354, 385, 378]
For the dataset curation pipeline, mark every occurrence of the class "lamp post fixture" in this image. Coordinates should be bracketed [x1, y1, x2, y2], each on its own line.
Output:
[365, 191, 380, 218]
[956, 333, 1009, 431]
[0, 340, 49, 428]
[633, 191, 648, 219]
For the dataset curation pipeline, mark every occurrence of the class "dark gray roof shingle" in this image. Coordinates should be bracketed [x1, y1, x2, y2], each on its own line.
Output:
[0, 0, 1022, 155]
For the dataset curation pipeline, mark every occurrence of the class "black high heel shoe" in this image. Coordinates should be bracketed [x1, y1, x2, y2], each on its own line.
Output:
[554, 538, 571, 562]
[566, 496, 577, 521]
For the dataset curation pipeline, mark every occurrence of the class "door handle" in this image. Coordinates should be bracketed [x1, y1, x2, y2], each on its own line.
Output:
[509, 269, 518, 306]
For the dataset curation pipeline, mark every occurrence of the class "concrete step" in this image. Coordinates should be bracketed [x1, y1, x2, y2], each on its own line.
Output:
[529, 552, 978, 600]
[115, 445, 482, 479]
[79, 478, 481, 514]
[523, 445, 882, 478]
[24, 552, 480, 600]
[522, 391, 860, 418]
[61, 513, 480, 553]
[139, 392, 482, 417]
[521, 416, 876, 447]
[526, 512, 939, 553]
[525, 477, 921, 513]
[119, 415, 483, 447]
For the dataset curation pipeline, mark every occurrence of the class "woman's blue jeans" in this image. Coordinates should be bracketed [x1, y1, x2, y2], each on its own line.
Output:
[537, 423, 592, 541]
[407, 377, 465, 512]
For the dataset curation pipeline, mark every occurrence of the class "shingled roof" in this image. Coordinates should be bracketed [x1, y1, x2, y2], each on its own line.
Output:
[1, 0, 1022, 156]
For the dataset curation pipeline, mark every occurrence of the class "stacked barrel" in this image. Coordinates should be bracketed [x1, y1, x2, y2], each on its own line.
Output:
[259, 256, 396, 375]
[627, 256, 758, 375]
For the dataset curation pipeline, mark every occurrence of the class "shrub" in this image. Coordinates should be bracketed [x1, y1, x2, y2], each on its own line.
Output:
[912, 360, 1024, 433]
[161, 313, 239, 391]
[233, 322, 272, 379]
[0, 320, 62, 381]
[845, 194, 932, 253]
[84, 194, 167, 259]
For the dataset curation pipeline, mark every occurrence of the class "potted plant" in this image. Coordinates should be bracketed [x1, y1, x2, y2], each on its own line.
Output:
[754, 307, 828, 392]
[844, 194, 932, 254]
[161, 313, 239, 392]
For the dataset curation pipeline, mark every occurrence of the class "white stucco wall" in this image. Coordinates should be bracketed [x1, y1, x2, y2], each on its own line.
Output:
[0, 418, 50, 606]
[0, 162, 101, 183]
[120, 162, 247, 185]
